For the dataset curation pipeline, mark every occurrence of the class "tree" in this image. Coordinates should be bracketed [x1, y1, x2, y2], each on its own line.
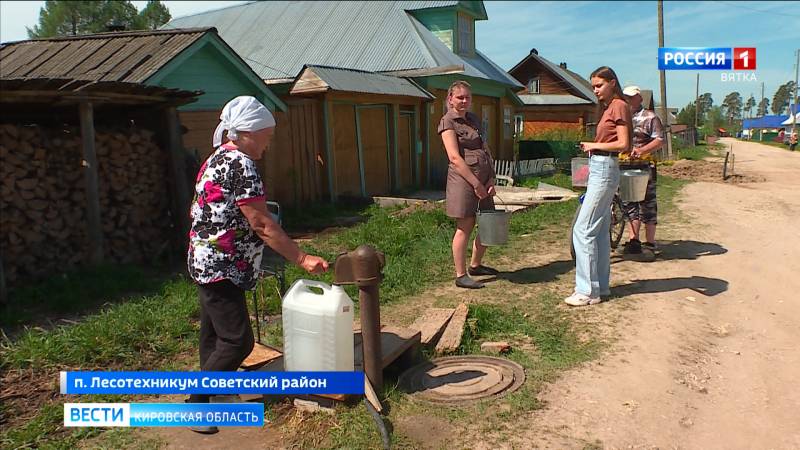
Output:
[744, 95, 756, 119]
[722, 92, 743, 124]
[696, 92, 713, 122]
[676, 101, 697, 126]
[772, 81, 796, 115]
[702, 106, 726, 137]
[27, 0, 169, 38]
[757, 98, 769, 116]
[138, 1, 171, 30]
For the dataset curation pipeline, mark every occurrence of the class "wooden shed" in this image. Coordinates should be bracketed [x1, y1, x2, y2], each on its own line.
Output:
[273, 65, 434, 203]
[0, 77, 199, 296]
[0, 28, 284, 293]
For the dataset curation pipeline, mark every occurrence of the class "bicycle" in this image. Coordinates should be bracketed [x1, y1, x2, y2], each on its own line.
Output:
[568, 158, 650, 260]
[568, 190, 628, 260]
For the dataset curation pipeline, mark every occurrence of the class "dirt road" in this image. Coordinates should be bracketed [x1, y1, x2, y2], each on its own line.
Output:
[517, 139, 800, 449]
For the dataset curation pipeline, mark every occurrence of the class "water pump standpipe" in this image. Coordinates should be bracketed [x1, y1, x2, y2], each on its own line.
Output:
[333, 245, 386, 391]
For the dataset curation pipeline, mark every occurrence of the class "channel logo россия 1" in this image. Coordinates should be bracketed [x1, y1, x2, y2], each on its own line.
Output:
[658, 47, 756, 71]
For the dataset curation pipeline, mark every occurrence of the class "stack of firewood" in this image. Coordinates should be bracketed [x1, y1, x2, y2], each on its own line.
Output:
[0, 123, 173, 285]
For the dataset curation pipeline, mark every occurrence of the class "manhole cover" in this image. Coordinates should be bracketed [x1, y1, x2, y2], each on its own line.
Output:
[398, 356, 525, 404]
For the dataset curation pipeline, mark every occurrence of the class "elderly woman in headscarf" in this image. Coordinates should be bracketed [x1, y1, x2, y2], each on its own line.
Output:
[186, 97, 328, 420]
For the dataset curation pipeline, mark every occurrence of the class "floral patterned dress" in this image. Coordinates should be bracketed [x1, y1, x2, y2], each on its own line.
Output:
[187, 143, 265, 290]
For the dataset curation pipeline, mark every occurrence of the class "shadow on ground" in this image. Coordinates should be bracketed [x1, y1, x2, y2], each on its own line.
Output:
[654, 240, 727, 260]
[611, 276, 729, 299]
[494, 260, 574, 284]
[612, 239, 727, 264]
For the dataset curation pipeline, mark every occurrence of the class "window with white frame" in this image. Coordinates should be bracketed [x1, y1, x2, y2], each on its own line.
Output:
[527, 78, 540, 94]
[458, 13, 473, 55]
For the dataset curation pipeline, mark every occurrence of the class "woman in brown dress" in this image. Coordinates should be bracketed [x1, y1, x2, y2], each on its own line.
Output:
[438, 81, 497, 289]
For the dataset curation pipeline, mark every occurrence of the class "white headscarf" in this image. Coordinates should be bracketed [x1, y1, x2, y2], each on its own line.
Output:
[212, 96, 276, 148]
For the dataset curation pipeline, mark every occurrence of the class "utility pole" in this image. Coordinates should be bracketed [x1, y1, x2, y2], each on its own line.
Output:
[657, 0, 673, 158]
[760, 82, 765, 141]
[694, 73, 700, 145]
[792, 49, 799, 139]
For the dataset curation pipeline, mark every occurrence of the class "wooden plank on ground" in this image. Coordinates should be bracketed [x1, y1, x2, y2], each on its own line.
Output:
[241, 343, 282, 370]
[408, 308, 455, 345]
[364, 378, 383, 413]
[435, 303, 469, 354]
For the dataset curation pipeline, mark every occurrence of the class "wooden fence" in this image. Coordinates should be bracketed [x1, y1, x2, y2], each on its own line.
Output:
[493, 158, 556, 182]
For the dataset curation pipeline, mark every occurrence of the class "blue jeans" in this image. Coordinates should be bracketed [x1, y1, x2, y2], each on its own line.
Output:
[573, 155, 620, 297]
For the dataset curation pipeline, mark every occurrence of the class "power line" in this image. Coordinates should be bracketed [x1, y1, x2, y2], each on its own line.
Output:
[241, 56, 296, 78]
[713, 1, 800, 18]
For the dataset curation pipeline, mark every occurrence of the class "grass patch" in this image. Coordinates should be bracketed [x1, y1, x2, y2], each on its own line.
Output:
[517, 172, 573, 190]
[0, 275, 199, 449]
[656, 174, 689, 209]
[281, 201, 373, 231]
[675, 144, 712, 161]
[1, 277, 197, 370]
[461, 299, 599, 415]
[2, 264, 166, 328]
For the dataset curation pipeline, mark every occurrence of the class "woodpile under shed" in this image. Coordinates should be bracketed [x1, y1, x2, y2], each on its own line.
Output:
[0, 123, 173, 284]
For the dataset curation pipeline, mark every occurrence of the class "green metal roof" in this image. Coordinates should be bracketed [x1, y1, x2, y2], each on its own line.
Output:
[163, 1, 520, 89]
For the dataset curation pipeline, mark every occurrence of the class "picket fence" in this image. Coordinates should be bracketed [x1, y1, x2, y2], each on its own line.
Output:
[493, 158, 556, 183]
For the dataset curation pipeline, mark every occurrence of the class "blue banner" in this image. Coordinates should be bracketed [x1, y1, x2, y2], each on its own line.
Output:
[658, 47, 732, 70]
[60, 371, 364, 395]
[64, 402, 264, 427]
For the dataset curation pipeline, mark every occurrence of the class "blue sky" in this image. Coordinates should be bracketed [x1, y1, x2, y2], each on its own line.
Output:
[1, 1, 797, 112]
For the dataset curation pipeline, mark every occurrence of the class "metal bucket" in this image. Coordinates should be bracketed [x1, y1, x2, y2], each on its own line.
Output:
[619, 169, 650, 202]
[477, 198, 511, 246]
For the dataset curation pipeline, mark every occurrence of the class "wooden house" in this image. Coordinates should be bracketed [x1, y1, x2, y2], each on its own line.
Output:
[165, 0, 523, 204]
[508, 49, 597, 138]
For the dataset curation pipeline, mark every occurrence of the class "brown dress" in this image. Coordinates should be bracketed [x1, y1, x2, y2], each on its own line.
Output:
[438, 110, 496, 218]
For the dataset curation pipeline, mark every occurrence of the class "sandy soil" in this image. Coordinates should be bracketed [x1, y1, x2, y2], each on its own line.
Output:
[510, 138, 800, 449]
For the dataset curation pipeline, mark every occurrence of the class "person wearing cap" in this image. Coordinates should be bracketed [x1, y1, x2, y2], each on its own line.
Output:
[186, 96, 328, 432]
[619, 85, 664, 260]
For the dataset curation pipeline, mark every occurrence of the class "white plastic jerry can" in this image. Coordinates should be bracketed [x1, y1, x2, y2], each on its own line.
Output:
[282, 279, 355, 372]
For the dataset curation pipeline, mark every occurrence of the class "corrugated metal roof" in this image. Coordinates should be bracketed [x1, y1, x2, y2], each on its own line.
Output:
[294, 65, 434, 98]
[164, 1, 520, 88]
[0, 28, 211, 84]
[519, 94, 593, 105]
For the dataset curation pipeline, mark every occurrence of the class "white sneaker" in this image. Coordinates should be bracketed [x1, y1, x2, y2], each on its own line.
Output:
[564, 292, 602, 306]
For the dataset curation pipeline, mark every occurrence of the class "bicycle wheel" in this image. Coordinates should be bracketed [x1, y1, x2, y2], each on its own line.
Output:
[610, 195, 625, 250]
